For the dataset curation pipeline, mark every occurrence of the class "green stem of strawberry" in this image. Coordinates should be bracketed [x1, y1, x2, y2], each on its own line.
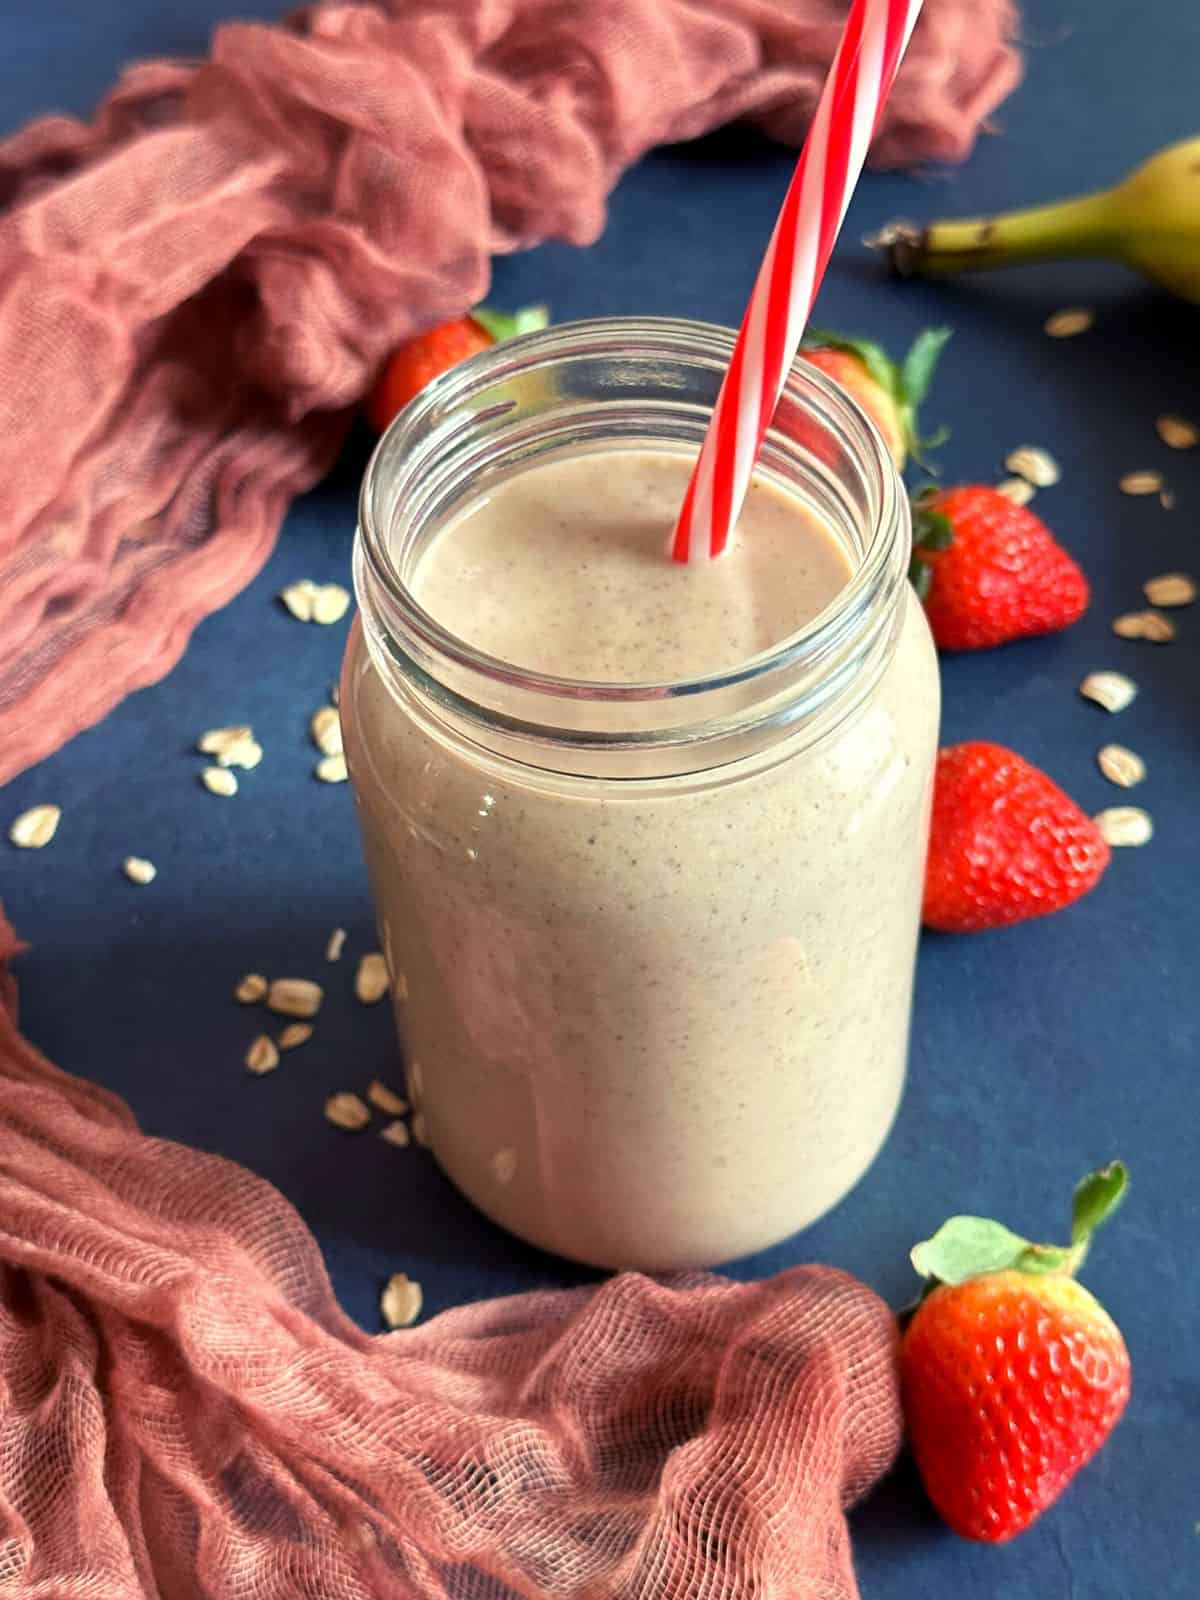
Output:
[910, 1162, 1128, 1289]
[470, 304, 550, 342]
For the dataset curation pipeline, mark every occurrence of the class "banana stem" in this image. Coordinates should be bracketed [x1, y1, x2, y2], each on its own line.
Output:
[880, 191, 1118, 279]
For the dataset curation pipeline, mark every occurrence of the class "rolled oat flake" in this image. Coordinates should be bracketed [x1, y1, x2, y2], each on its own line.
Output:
[1119, 470, 1164, 496]
[1004, 446, 1060, 488]
[1044, 307, 1094, 338]
[1111, 611, 1175, 643]
[995, 477, 1035, 506]
[245, 1036, 280, 1076]
[267, 978, 324, 1018]
[1155, 414, 1198, 450]
[10, 805, 62, 849]
[1079, 672, 1137, 713]
[1096, 745, 1146, 789]
[380, 1273, 423, 1329]
[325, 1092, 371, 1132]
[1143, 572, 1195, 608]
[1093, 807, 1153, 848]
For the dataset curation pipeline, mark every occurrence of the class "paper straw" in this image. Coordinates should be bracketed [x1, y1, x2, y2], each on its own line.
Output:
[671, 0, 924, 562]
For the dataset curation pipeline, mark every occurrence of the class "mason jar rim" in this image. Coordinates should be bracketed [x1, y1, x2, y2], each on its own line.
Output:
[356, 315, 905, 710]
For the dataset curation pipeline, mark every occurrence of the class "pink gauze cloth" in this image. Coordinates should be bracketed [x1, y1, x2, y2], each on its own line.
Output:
[0, 0, 1022, 785]
[0, 907, 903, 1598]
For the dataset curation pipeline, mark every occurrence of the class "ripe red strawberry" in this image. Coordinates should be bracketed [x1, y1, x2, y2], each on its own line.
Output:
[800, 325, 952, 468]
[911, 485, 1089, 650]
[901, 1163, 1131, 1543]
[366, 304, 548, 433]
[924, 743, 1109, 932]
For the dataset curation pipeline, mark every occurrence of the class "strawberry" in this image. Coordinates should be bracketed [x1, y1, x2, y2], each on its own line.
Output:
[901, 1162, 1131, 1543]
[923, 743, 1109, 932]
[800, 325, 952, 468]
[911, 485, 1089, 651]
[366, 304, 549, 433]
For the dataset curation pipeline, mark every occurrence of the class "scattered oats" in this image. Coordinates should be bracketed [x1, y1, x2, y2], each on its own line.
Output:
[1143, 572, 1196, 608]
[1155, 413, 1198, 450]
[995, 476, 1036, 506]
[1079, 671, 1137, 713]
[235, 972, 268, 1004]
[380, 1119, 411, 1147]
[325, 1091, 371, 1131]
[325, 926, 347, 962]
[202, 766, 238, 797]
[310, 705, 343, 757]
[1119, 470, 1164, 496]
[411, 1111, 429, 1148]
[315, 753, 348, 784]
[245, 1035, 280, 1076]
[367, 1078, 408, 1115]
[1097, 744, 1146, 789]
[355, 951, 390, 1005]
[394, 972, 409, 1002]
[281, 580, 319, 621]
[278, 1022, 313, 1051]
[217, 735, 263, 771]
[1094, 806, 1153, 848]
[9, 804, 61, 849]
[1005, 446, 1060, 488]
[1044, 307, 1093, 339]
[490, 1147, 518, 1186]
[1111, 610, 1175, 643]
[197, 724, 252, 757]
[380, 1273, 423, 1329]
[266, 977, 324, 1018]
[312, 584, 351, 626]
[331, 683, 340, 706]
[1160, 489, 1176, 511]
[197, 724, 260, 770]
[123, 855, 157, 885]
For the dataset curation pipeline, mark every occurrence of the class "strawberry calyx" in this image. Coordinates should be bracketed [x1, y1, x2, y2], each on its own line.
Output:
[908, 483, 954, 599]
[802, 324, 953, 467]
[910, 1162, 1128, 1291]
[470, 303, 551, 342]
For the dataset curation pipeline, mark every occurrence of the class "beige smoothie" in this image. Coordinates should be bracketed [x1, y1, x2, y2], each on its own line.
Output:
[343, 447, 939, 1270]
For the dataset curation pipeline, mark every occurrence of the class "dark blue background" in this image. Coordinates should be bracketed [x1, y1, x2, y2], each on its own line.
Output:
[3, 3, 1197, 1595]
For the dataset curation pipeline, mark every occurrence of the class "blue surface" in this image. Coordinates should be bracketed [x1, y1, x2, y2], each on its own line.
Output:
[3, 3, 1198, 1595]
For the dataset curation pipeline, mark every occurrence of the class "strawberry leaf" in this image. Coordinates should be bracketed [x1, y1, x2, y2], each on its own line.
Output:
[910, 1216, 1033, 1286]
[1071, 1161, 1129, 1249]
[909, 555, 933, 601]
[471, 304, 551, 343]
[900, 326, 953, 409]
[913, 506, 953, 552]
[911, 1164, 1131, 1291]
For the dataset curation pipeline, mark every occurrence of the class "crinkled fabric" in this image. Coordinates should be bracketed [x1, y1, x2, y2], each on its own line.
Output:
[0, 906, 902, 1597]
[0, 0, 1022, 784]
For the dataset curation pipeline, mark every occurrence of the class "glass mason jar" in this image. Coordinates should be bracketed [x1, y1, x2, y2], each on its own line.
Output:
[342, 317, 939, 1271]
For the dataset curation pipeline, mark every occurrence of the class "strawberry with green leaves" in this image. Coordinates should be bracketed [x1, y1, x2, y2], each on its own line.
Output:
[800, 325, 952, 468]
[901, 1163, 1131, 1543]
[367, 304, 549, 433]
[910, 485, 1090, 650]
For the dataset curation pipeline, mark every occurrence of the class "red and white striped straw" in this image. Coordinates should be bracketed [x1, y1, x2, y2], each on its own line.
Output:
[672, 0, 924, 562]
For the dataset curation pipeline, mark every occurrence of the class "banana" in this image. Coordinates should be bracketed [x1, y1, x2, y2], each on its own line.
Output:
[870, 136, 1200, 303]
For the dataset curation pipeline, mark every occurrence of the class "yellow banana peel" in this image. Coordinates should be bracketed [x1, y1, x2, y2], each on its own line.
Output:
[871, 136, 1200, 303]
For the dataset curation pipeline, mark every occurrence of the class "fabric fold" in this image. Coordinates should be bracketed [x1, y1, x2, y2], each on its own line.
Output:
[0, 0, 1021, 783]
